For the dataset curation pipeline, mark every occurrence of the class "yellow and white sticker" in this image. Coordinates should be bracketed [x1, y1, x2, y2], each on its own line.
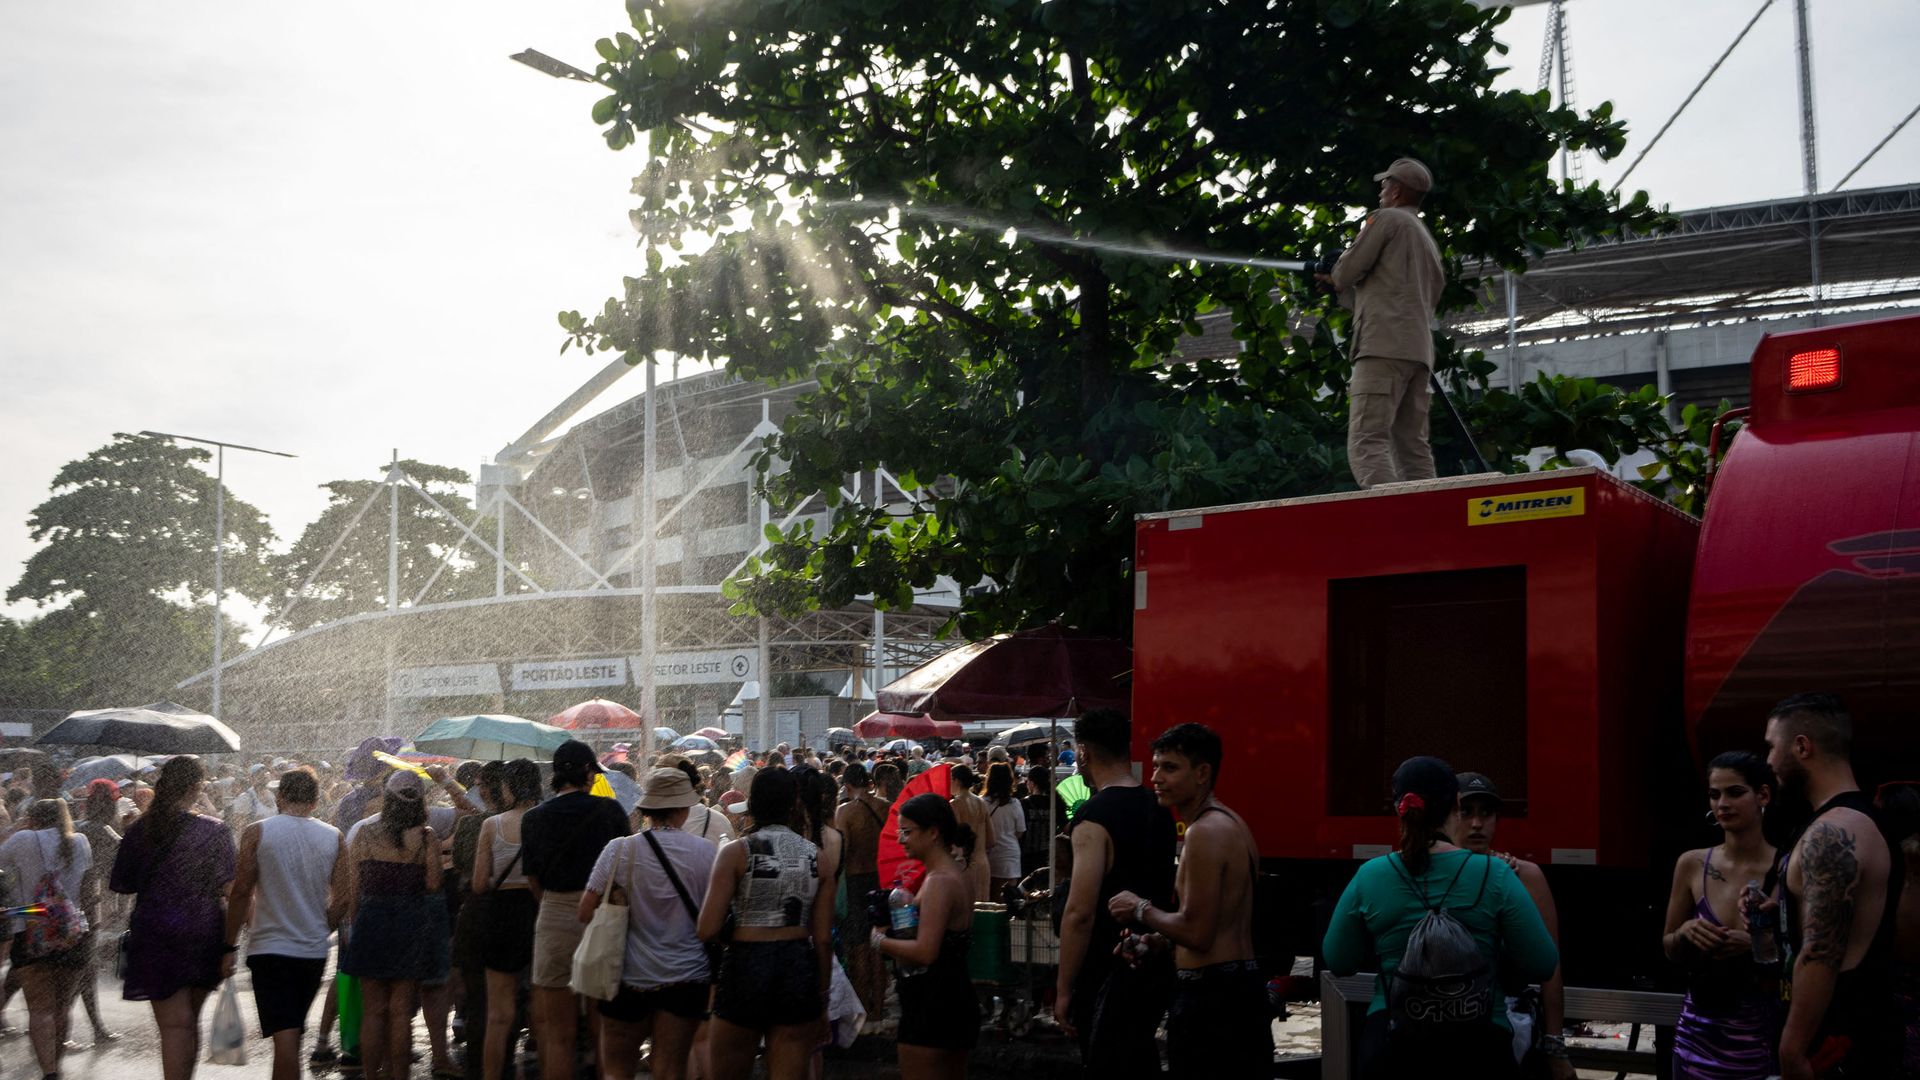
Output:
[1467, 486, 1585, 526]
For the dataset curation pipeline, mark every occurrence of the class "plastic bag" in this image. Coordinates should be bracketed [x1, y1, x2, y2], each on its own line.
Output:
[826, 956, 866, 1049]
[207, 977, 247, 1066]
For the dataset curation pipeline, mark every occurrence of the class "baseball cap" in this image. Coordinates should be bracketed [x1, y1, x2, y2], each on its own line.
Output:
[1373, 157, 1434, 193]
[1391, 756, 1458, 817]
[1457, 772, 1503, 807]
[553, 739, 601, 775]
[638, 767, 700, 810]
[384, 770, 425, 797]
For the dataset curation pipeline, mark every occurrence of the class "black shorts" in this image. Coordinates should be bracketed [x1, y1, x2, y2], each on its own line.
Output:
[1166, 961, 1272, 1076]
[712, 940, 821, 1030]
[248, 953, 328, 1036]
[480, 889, 539, 974]
[597, 981, 710, 1024]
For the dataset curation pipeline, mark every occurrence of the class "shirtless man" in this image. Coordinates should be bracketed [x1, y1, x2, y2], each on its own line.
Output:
[1108, 722, 1269, 1076]
[1764, 692, 1901, 1080]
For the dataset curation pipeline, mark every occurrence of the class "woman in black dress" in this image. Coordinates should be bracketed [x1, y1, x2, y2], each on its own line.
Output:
[871, 793, 978, 1080]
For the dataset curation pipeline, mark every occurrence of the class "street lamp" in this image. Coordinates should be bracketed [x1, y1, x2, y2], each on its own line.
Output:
[141, 430, 296, 721]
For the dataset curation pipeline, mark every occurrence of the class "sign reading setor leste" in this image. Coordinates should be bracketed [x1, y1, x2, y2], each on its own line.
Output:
[636, 649, 758, 687]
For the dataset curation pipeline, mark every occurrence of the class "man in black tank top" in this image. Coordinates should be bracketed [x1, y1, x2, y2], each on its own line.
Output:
[1054, 708, 1176, 1079]
[1765, 693, 1902, 1079]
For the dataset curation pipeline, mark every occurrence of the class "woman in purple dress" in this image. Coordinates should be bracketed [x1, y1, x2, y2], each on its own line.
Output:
[109, 756, 237, 1080]
[1660, 751, 1784, 1080]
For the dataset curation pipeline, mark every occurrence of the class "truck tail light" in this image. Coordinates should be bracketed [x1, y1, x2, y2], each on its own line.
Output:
[1787, 348, 1842, 392]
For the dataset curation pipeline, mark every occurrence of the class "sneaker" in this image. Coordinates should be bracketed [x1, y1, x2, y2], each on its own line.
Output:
[309, 1044, 337, 1065]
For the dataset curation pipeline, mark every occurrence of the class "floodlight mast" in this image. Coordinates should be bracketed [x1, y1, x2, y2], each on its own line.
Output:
[140, 430, 297, 723]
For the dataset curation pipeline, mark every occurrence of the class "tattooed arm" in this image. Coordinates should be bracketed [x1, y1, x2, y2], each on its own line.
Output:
[1781, 819, 1860, 1072]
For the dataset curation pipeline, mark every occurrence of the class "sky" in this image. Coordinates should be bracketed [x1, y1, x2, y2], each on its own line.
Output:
[4, 0, 1918, 631]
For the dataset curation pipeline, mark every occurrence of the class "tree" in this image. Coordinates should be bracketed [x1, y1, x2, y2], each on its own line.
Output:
[270, 460, 492, 631]
[563, 0, 1669, 638]
[5, 432, 275, 705]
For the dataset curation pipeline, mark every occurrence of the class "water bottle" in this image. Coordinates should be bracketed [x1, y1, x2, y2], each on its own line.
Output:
[1744, 879, 1778, 964]
[887, 881, 925, 975]
[887, 881, 920, 937]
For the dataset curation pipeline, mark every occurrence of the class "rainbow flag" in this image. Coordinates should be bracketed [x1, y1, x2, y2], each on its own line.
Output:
[1, 904, 49, 919]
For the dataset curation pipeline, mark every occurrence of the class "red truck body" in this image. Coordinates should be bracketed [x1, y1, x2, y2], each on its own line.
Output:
[1128, 312, 1920, 981]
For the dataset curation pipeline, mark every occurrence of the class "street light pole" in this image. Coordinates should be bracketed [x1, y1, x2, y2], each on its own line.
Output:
[141, 431, 296, 720]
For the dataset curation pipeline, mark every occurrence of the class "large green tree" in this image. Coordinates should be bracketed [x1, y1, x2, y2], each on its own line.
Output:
[270, 460, 494, 631]
[6, 432, 274, 705]
[563, 0, 1670, 638]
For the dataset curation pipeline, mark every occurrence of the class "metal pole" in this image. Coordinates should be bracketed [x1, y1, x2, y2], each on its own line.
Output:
[1504, 271, 1521, 392]
[642, 356, 658, 727]
[386, 449, 400, 737]
[1794, 0, 1823, 321]
[495, 492, 506, 597]
[212, 446, 224, 720]
[872, 469, 888, 695]
[756, 414, 772, 750]
[1554, 0, 1571, 183]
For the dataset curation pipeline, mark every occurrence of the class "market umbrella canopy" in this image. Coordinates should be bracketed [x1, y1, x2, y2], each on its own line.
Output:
[414, 715, 570, 761]
[40, 701, 241, 755]
[875, 624, 1131, 721]
[854, 713, 964, 741]
[548, 699, 644, 731]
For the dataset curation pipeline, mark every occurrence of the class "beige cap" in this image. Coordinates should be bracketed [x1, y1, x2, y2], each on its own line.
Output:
[1373, 157, 1434, 193]
[638, 767, 701, 810]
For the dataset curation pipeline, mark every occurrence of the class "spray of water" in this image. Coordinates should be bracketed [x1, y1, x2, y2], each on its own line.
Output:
[818, 199, 1320, 273]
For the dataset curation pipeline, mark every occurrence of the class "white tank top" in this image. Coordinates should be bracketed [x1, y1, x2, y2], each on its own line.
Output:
[249, 814, 341, 960]
[491, 820, 528, 888]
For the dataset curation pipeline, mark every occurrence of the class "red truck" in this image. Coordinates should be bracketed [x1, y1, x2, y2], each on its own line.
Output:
[1129, 312, 1920, 984]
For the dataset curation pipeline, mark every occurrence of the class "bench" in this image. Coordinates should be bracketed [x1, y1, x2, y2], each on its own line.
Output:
[1319, 972, 1685, 1079]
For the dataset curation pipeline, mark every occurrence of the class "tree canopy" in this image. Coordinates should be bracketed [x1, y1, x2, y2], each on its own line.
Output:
[5, 432, 274, 706]
[564, 0, 1671, 638]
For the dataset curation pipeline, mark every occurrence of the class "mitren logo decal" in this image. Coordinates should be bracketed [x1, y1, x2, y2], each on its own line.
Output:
[1467, 486, 1586, 526]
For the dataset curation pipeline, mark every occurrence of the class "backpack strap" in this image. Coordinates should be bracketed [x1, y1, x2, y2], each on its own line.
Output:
[1470, 853, 1493, 907]
[646, 830, 701, 924]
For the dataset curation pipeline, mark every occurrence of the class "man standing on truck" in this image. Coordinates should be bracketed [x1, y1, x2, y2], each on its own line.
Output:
[1108, 723, 1270, 1076]
[1054, 708, 1176, 1079]
[1316, 156, 1447, 489]
[1449, 772, 1575, 1079]
[1764, 692, 1902, 1079]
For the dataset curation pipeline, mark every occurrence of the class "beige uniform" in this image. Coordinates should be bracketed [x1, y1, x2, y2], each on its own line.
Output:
[1329, 207, 1446, 488]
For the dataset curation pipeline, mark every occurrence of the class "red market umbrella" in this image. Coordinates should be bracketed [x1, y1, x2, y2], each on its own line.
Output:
[854, 712, 963, 740]
[876, 763, 953, 890]
[548, 699, 643, 730]
[875, 623, 1130, 720]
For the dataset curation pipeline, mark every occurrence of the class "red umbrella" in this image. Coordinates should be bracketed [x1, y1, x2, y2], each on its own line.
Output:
[548, 699, 643, 730]
[854, 712, 964, 740]
[875, 623, 1130, 720]
[691, 726, 730, 740]
[876, 763, 953, 890]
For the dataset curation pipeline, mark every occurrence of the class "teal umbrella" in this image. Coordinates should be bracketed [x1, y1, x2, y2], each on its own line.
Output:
[414, 715, 571, 761]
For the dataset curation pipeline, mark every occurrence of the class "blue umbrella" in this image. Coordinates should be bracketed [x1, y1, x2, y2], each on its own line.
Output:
[414, 715, 571, 761]
[652, 726, 682, 743]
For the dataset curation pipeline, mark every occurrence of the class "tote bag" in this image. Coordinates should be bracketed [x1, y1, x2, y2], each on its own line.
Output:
[569, 839, 630, 1001]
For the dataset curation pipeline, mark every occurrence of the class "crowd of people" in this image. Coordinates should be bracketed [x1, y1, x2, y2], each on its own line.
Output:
[0, 689, 1913, 1080]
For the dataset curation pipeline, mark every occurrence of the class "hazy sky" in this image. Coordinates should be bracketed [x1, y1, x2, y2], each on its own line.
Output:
[4, 0, 1917, 629]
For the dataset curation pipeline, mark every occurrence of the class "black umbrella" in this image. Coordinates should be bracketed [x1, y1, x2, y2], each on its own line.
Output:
[990, 721, 1060, 747]
[39, 701, 241, 755]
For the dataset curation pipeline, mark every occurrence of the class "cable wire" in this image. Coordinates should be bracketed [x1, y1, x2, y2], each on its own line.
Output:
[1830, 100, 1920, 192]
[1612, 0, 1777, 191]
